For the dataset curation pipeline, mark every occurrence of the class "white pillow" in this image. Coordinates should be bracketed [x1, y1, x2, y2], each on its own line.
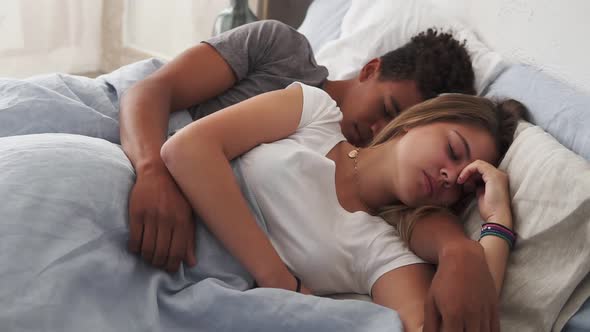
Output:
[297, 0, 352, 54]
[462, 122, 590, 332]
[315, 0, 506, 94]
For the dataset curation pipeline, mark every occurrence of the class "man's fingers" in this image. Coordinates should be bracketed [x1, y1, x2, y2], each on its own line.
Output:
[152, 222, 172, 268]
[166, 228, 186, 273]
[185, 219, 197, 267]
[127, 210, 144, 254]
[479, 306, 492, 332]
[423, 295, 440, 332]
[490, 305, 501, 332]
[465, 313, 482, 332]
[441, 315, 463, 332]
[140, 215, 157, 262]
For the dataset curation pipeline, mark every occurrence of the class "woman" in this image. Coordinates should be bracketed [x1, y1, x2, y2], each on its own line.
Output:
[122, 22, 475, 271]
[160, 82, 522, 331]
[119, 21, 489, 329]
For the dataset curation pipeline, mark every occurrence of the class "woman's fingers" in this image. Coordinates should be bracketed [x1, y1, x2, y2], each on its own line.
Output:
[458, 160, 493, 185]
[423, 294, 441, 332]
[476, 186, 485, 200]
[458, 160, 511, 222]
[300, 284, 313, 295]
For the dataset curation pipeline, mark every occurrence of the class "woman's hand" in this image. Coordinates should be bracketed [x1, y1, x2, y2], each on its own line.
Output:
[457, 160, 512, 226]
[257, 272, 313, 295]
[299, 284, 313, 295]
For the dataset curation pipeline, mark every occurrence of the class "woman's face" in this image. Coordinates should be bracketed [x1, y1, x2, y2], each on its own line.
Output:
[391, 121, 498, 208]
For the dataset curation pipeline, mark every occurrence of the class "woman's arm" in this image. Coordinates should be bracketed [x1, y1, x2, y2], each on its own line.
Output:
[160, 85, 305, 290]
[478, 221, 511, 296]
[458, 160, 514, 296]
[372, 264, 435, 332]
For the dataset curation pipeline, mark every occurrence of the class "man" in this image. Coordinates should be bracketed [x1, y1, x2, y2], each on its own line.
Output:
[120, 20, 496, 331]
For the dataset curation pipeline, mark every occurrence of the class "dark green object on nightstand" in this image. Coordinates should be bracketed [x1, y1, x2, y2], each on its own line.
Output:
[212, 0, 258, 36]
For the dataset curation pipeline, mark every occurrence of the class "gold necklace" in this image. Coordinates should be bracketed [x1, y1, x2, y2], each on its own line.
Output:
[348, 148, 375, 215]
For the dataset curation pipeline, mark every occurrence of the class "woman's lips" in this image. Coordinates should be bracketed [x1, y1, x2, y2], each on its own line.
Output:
[423, 171, 433, 197]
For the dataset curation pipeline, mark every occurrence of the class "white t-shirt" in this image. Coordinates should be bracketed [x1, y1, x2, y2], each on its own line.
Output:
[237, 82, 426, 295]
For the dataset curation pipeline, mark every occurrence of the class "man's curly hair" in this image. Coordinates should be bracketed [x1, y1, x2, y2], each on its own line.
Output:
[379, 28, 476, 98]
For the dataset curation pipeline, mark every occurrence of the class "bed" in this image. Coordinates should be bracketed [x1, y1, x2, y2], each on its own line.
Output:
[1, 1, 589, 331]
[300, 1, 590, 331]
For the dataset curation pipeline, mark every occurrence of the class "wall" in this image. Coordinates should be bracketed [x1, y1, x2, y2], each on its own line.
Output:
[101, 0, 262, 73]
[122, 0, 259, 60]
[431, 0, 590, 93]
[105, 0, 316, 73]
[101, 0, 153, 74]
[0, 1, 104, 78]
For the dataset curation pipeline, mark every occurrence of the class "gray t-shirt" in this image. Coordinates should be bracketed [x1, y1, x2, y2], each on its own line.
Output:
[189, 20, 329, 120]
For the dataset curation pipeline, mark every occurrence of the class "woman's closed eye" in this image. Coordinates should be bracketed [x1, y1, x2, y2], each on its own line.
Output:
[448, 143, 458, 161]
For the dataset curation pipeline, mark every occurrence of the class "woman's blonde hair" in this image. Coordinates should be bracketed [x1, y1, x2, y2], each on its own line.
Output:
[370, 93, 526, 243]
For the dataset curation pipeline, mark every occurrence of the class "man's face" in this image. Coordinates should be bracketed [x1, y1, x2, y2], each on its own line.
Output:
[339, 77, 424, 147]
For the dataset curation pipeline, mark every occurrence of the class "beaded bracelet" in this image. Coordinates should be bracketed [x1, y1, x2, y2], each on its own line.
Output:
[480, 222, 517, 250]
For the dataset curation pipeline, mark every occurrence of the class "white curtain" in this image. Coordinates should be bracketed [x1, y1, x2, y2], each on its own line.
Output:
[124, 0, 227, 60]
[0, 0, 103, 78]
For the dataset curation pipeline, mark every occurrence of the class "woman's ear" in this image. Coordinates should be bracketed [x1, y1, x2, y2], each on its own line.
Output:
[359, 58, 382, 82]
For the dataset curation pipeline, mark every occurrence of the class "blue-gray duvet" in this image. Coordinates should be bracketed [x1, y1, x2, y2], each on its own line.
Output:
[0, 60, 403, 331]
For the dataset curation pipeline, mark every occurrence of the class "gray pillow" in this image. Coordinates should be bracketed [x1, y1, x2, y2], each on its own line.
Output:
[485, 64, 590, 161]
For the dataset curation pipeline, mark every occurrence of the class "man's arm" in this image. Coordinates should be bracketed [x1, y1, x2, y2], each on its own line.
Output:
[120, 20, 321, 272]
[120, 42, 237, 175]
[409, 211, 500, 332]
[119, 43, 236, 272]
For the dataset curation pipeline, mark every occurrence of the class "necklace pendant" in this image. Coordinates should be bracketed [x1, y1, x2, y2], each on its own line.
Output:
[348, 149, 359, 159]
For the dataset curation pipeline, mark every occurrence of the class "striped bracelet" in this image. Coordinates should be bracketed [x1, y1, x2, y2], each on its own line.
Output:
[480, 222, 517, 250]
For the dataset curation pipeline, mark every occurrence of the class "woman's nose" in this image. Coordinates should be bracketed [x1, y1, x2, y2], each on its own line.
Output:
[440, 167, 459, 189]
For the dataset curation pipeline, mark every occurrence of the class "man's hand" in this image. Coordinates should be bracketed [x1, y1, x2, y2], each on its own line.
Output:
[423, 240, 500, 332]
[127, 168, 197, 272]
